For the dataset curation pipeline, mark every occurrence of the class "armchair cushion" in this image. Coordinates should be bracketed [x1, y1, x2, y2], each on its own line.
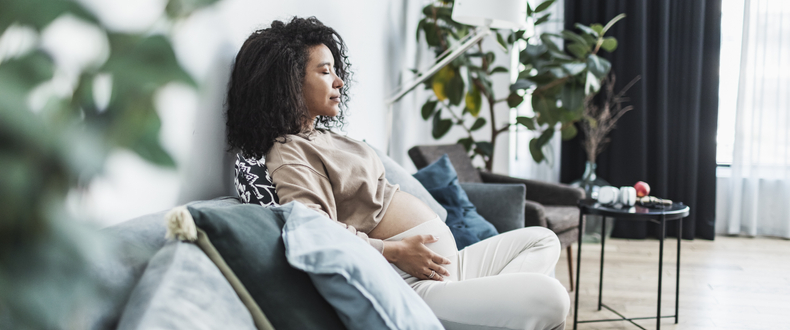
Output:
[543, 206, 580, 233]
[413, 154, 498, 250]
[459, 183, 526, 234]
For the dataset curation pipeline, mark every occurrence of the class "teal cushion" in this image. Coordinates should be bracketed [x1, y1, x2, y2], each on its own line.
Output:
[280, 202, 444, 330]
[186, 202, 345, 329]
[413, 154, 498, 249]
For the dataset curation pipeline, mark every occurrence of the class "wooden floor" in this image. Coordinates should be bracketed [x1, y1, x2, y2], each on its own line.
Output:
[555, 235, 790, 330]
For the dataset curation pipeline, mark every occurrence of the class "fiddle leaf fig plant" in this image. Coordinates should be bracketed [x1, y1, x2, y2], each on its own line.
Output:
[509, 13, 626, 163]
[416, 0, 558, 171]
[416, 0, 625, 168]
[0, 0, 217, 327]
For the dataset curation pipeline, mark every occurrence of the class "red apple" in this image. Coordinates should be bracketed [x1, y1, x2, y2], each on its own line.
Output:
[634, 181, 650, 197]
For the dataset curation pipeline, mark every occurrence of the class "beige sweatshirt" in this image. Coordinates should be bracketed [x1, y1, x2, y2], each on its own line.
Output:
[265, 129, 399, 253]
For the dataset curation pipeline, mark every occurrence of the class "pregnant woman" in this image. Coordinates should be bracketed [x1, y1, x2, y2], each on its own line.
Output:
[225, 16, 569, 330]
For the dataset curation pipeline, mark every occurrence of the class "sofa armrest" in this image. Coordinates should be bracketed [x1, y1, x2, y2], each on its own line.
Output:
[459, 183, 525, 234]
[478, 171, 585, 206]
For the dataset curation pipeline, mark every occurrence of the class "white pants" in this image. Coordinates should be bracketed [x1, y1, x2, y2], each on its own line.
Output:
[386, 218, 569, 330]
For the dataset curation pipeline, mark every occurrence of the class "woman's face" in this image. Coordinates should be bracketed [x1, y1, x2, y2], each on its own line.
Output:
[303, 44, 344, 123]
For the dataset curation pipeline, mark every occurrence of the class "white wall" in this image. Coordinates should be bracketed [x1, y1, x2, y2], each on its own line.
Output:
[72, 0, 422, 226]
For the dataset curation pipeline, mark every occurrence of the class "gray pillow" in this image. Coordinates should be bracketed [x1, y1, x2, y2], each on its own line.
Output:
[85, 197, 240, 330]
[368, 145, 447, 222]
[116, 241, 256, 330]
[185, 202, 345, 330]
[280, 202, 444, 330]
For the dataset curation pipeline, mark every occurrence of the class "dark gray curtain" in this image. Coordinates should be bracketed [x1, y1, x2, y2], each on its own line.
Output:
[560, 0, 721, 240]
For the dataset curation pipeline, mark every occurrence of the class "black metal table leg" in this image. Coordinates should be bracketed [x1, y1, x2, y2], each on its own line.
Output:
[573, 212, 584, 330]
[598, 216, 607, 311]
[657, 214, 665, 330]
[676, 218, 682, 323]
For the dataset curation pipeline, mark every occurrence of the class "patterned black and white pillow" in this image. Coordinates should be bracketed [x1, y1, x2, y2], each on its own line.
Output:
[234, 153, 279, 207]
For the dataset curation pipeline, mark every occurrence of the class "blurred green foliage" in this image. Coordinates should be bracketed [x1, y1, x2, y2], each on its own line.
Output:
[0, 0, 217, 328]
[417, 0, 625, 165]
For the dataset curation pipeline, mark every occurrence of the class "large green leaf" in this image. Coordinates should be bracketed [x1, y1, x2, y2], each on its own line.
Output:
[560, 124, 578, 140]
[0, 0, 98, 31]
[475, 141, 493, 157]
[423, 22, 441, 47]
[534, 0, 556, 13]
[509, 79, 535, 91]
[561, 30, 589, 48]
[465, 85, 482, 117]
[601, 37, 618, 52]
[534, 13, 551, 25]
[432, 110, 452, 139]
[470, 117, 486, 131]
[516, 116, 536, 130]
[540, 34, 562, 53]
[457, 137, 474, 152]
[586, 54, 611, 78]
[507, 92, 524, 107]
[496, 32, 508, 52]
[529, 138, 544, 162]
[537, 126, 555, 145]
[561, 63, 587, 76]
[489, 66, 509, 74]
[165, 0, 220, 18]
[567, 43, 588, 59]
[0, 51, 54, 112]
[560, 81, 584, 112]
[104, 34, 194, 89]
[446, 71, 465, 106]
[585, 70, 601, 94]
[421, 100, 437, 120]
[532, 95, 558, 127]
[590, 24, 604, 35]
[574, 23, 599, 38]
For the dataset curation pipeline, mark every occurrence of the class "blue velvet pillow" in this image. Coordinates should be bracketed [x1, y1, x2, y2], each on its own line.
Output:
[412, 154, 498, 250]
[414, 154, 498, 250]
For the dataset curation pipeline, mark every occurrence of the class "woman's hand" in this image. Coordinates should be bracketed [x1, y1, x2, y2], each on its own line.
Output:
[382, 235, 451, 281]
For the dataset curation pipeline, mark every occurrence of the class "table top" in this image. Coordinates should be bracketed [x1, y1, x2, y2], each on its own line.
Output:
[578, 199, 690, 221]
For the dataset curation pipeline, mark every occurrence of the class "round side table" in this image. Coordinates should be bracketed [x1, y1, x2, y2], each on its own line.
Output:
[573, 200, 690, 330]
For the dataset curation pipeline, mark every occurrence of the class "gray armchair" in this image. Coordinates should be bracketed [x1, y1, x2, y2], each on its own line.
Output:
[409, 144, 584, 291]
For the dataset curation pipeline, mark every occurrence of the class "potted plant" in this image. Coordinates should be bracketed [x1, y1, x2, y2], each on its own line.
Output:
[416, 0, 627, 169]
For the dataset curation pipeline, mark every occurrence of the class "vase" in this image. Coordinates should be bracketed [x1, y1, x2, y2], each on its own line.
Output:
[570, 161, 614, 243]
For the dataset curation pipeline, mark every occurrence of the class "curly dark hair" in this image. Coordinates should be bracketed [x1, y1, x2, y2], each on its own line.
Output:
[225, 16, 352, 159]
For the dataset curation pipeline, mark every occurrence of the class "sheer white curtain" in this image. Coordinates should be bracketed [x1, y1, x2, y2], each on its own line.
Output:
[725, 0, 790, 238]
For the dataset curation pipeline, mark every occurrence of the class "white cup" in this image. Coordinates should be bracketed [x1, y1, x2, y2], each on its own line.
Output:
[619, 186, 637, 206]
[597, 186, 620, 204]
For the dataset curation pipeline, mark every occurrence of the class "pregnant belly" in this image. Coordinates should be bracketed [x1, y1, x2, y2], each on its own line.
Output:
[368, 191, 437, 239]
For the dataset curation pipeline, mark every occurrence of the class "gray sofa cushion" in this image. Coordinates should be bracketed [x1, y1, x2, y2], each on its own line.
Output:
[460, 182, 526, 234]
[88, 197, 240, 330]
[186, 202, 345, 329]
[368, 145, 447, 222]
[116, 241, 256, 330]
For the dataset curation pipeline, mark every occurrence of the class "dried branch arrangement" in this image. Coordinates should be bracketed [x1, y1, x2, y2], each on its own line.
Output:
[581, 73, 641, 164]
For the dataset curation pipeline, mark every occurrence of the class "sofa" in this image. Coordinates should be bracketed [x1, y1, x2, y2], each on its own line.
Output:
[88, 150, 538, 330]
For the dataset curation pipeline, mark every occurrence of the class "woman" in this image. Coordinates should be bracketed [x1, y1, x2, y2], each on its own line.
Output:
[226, 17, 569, 330]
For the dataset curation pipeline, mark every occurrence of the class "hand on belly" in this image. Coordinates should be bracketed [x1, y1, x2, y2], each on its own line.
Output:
[382, 235, 452, 281]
